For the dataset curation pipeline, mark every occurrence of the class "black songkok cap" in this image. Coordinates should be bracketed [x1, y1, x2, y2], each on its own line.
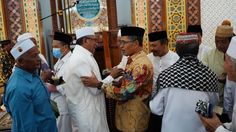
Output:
[187, 25, 202, 34]
[53, 31, 73, 44]
[0, 40, 11, 45]
[120, 26, 145, 38]
[148, 31, 167, 42]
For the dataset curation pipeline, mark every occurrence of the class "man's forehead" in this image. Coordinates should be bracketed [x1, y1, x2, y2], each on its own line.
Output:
[86, 35, 95, 38]
[150, 40, 160, 45]
[120, 36, 130, 40]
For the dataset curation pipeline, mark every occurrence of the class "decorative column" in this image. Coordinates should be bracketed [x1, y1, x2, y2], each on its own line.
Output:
[4, 0, 24, 43]
[0, 1, 6, 40]
[166, 0, 187, 51]
[22, 0, 42, 50]
[148, 0, 166, 32]
[131, 0, 149, 53]
[186, 0, 201, 25]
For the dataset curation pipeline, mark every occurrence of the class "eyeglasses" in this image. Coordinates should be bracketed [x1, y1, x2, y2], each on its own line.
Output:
[119, 39, 136, 46]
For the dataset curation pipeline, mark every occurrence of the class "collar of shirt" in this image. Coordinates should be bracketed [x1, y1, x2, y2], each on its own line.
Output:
[129, 50, 145, 62]
[153, 50, 172, 60]
[74, 45, 93, 57]
[14, 66, 37, 82]
[58, 51, 72, 63]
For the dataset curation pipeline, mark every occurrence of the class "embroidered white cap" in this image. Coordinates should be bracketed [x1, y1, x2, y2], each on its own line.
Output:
[10, 39, 35, 60]
[17, 32, 34, 42]
[75, 27, 95, 39]
[227, 36, 236, 59]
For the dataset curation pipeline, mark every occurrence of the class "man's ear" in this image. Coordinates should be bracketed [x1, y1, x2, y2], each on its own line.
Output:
[83, 37, 88, 44]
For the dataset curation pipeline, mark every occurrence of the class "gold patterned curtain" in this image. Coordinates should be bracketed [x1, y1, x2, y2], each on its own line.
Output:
[131, 0, 201, 52]
[0, 1, 6, 40]
[0, 0, 43, 51]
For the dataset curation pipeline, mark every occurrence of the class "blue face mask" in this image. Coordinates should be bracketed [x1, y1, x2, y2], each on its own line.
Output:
[52, 48, 62, 59]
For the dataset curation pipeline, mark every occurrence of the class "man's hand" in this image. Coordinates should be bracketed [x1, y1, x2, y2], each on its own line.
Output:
[110, 67, 124, 78]
[199, 113, 222, 132]
[41, 70, 54, 82]
[81, 72, 100, 88]
[45, 83, 57, 92]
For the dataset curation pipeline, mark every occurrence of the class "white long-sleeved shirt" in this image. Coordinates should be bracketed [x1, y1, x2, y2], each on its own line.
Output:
[147, 50, 179, 89]
[150, 87, 219, 132]
[217, 80, 236, 132]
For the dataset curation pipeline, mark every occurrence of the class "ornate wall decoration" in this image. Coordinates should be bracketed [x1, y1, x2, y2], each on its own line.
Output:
[148, 0, 164, 32]
[66, 0, 108, 33]
[186, 0, 201, 25]
[131, 0, 149, 53]
[4, 0, 23, 43]
[201, 0, 236, 47]
[0, 1, 6, 40]
[22, 0, 41, 49]
[166, 0, 187, 51]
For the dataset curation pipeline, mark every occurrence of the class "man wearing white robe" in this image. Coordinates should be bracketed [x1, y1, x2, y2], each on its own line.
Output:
[200, 36, 236, 132]
[63, 27, 109, 132]
[150, 33, 219, 132]
[147, 30, 179, 131]
[48, 32, 73, 132]
[147, 30, 179, 93]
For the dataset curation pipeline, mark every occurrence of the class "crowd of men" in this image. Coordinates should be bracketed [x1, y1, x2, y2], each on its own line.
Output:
[0, 19, 236, 132]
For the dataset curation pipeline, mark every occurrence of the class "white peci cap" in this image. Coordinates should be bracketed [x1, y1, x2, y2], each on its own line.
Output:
[10, 39, 35, 60]
[17, 32, 34, 42]
[75, 27, 95, 39]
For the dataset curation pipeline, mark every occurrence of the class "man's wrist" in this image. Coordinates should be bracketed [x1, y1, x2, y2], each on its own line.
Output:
[97, 82, 103, 90]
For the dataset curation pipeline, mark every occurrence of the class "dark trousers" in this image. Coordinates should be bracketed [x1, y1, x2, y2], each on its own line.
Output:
[147, 113, 162, 132]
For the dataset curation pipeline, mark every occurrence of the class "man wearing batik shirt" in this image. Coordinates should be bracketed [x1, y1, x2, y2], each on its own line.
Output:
[150, 33, 219, 132]
[81, 26, 153, 131]
[0, 40, 14, 96]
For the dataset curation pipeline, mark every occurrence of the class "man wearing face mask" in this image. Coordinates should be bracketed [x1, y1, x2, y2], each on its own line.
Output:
[49, 31, 74, 132]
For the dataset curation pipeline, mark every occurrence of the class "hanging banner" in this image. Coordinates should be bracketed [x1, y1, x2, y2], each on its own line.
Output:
[76, 0, 101, 20]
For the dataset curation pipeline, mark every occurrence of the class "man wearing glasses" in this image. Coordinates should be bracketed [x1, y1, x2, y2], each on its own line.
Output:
[62, 27, 109, 132]
[81, 26, 154, 131]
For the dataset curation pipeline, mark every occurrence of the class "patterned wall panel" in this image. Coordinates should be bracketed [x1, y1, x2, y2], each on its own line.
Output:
[186, 0, 201, 25]
[5, 0, 23, 43]
[131, 0, 149, 53]
[166, 0, 186, 51]
[148, 0, 164, 32]
[67, 0, 108, 33]
[201, 0, 236, 47]
[22, 0, 41, 49]
[0, 1, 6, 40]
